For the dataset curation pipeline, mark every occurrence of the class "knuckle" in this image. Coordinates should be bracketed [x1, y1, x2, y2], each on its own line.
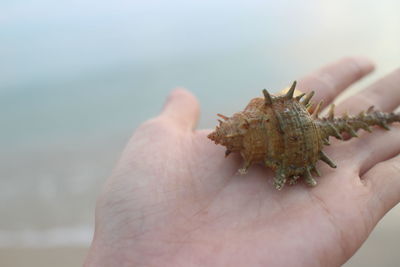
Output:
[340, 57, 372, 79]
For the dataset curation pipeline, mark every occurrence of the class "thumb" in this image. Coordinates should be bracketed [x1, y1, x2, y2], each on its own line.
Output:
[160, 88, 200, 131]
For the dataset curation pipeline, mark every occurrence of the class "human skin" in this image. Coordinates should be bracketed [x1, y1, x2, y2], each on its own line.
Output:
[84, 58, 400, 267]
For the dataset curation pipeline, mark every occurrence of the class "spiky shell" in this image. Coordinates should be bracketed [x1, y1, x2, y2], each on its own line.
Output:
[208, 81, 400, 189]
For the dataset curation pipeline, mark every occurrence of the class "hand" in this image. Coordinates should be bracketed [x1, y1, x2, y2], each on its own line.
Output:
[84, 58, 400, 267]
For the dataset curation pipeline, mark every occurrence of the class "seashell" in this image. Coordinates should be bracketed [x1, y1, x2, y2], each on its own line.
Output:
[208, 81, 400, 190]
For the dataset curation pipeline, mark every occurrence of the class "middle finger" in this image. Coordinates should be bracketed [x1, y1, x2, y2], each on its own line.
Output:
[297, 57, 374, 109]
[334, 68, 400, 174]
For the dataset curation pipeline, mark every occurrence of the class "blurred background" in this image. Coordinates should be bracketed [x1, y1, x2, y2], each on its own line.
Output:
[1, 0, 399, 266]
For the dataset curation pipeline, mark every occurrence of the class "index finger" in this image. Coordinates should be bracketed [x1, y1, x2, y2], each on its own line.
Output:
[297, 57, 375, 108]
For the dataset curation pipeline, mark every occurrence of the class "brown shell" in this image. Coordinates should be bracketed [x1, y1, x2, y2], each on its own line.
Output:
[208, 81, 400, 189]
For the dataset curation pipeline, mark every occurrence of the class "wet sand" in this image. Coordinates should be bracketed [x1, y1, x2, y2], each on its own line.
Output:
[0, 247, 88, 267]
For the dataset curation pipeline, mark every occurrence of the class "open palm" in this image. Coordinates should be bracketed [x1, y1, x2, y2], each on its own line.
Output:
[85, 58, 400, 267]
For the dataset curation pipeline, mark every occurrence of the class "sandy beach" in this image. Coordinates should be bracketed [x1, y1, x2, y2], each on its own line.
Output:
[0, 247, 88, 267]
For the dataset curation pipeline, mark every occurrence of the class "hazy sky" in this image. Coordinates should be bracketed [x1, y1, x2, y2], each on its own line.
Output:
[0, 1, 331, 90]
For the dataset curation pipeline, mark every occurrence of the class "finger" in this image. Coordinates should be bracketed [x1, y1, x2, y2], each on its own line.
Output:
[334, 69, 400, 170]
[297, 57, 375, 108]
[336, 68, 400, 114]
[362, 154, 400, 224]
[160, 88, 200, 131]
[350, 125, 400, 175]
